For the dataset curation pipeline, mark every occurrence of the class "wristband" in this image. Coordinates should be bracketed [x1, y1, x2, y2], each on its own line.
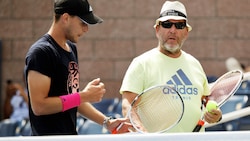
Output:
[59, 92, 81, 112]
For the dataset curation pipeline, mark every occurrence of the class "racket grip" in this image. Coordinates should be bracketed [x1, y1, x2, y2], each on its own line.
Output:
[192, 120, 205, 132]
[111, 123, 124, 134]
[192, 125, 202, 132]
[111, 129, 118, 134]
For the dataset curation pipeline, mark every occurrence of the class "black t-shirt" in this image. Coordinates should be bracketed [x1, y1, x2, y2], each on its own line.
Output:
[24, 34, 80, 135]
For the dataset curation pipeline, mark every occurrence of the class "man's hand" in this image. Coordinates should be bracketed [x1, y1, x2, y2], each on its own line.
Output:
[106, 118, 133, 134]
[80, 78, 106, 103]
[204, 108, 222, 123]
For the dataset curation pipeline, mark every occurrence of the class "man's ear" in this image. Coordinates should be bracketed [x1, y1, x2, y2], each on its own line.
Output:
[61, 13, 70, 23]
[155, 24, 160, 33]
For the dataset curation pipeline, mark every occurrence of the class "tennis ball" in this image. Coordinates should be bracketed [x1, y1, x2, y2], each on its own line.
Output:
[206, 100, 218, 113]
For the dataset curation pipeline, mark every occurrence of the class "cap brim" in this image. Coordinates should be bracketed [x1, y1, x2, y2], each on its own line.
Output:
[79, 13, 103, 25]
[158, 16, 186, 22]
[154, 16, 192, 32]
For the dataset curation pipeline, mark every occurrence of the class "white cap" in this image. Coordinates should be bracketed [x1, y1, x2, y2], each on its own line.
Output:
[155, 1, 192, 32]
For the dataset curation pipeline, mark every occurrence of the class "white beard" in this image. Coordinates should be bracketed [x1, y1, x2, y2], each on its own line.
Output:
[163, 43, 181, 53]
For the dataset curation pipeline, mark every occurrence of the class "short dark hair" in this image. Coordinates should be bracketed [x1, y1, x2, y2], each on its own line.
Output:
[55, 14, 62, 22]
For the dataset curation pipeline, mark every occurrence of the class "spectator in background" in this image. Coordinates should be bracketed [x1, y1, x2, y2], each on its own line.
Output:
[225, 57, 250, 80]
[3, 80, 29, 122]
[241, 63, 250, 73]
[225, 57, 244, 72]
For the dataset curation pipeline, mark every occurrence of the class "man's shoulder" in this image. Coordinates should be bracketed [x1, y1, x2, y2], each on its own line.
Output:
[135, 48, 158, 59]
[31, 34, 52, 48]
[182, 51, 200, 62]
[28, 34, 59, 55]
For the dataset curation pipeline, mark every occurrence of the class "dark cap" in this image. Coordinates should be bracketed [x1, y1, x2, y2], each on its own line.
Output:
[54, 0, 103, 24]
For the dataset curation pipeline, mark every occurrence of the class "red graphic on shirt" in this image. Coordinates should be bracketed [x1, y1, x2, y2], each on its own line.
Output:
[67, 62, 79, 94]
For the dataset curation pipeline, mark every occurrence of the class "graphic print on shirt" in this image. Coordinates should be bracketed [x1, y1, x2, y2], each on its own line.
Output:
[166, 69, 198, 100]
[67, 61, 80, 94]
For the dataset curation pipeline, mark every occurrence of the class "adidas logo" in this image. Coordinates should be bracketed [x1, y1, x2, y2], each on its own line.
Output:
[166, 69, 198, 95]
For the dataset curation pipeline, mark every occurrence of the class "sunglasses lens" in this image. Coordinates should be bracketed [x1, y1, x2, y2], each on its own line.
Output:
[161, 22, 173, 28]
[160, 21, 186, 29]
[175, 22, 186, 29]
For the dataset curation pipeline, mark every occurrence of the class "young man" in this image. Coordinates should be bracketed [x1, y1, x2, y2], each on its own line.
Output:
[120, 1, 222, 132]
[25, 0, 130, 135]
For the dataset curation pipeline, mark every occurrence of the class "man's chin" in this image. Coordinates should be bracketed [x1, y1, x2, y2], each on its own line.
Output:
[164, 46, 180, 53]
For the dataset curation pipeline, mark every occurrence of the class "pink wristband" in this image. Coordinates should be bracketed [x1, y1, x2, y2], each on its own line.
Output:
[59, 92, 81, 112]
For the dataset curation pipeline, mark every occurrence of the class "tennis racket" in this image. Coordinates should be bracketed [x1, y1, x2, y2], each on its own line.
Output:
[112, 85, 184, 134]
[192, 69, 243, 132]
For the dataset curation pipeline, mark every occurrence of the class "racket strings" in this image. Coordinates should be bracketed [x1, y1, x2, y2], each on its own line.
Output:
[130, 87, 184, 133]
[209, 72, 242, 106]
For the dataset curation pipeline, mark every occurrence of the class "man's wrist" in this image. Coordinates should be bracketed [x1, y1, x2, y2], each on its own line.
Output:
[103, 116, 112, 129]
[217, 116, 222, 122]
[59, 92, 81, 112]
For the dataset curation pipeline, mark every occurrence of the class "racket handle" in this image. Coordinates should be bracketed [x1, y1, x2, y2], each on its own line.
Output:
[112, 112, 130, 134]
[192, 120, 205, 132]
[111, 123, 124, 134]
[192, 125, 202, 132]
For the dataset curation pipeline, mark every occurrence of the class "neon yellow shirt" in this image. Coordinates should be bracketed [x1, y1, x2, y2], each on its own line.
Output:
[120, 48, 210, 132]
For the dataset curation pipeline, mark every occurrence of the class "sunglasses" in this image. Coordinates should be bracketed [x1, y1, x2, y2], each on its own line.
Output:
[159, 21, 186, 29]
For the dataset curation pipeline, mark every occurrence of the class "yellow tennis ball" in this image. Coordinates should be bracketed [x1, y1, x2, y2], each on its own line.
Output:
[206, 100, 218, 113]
